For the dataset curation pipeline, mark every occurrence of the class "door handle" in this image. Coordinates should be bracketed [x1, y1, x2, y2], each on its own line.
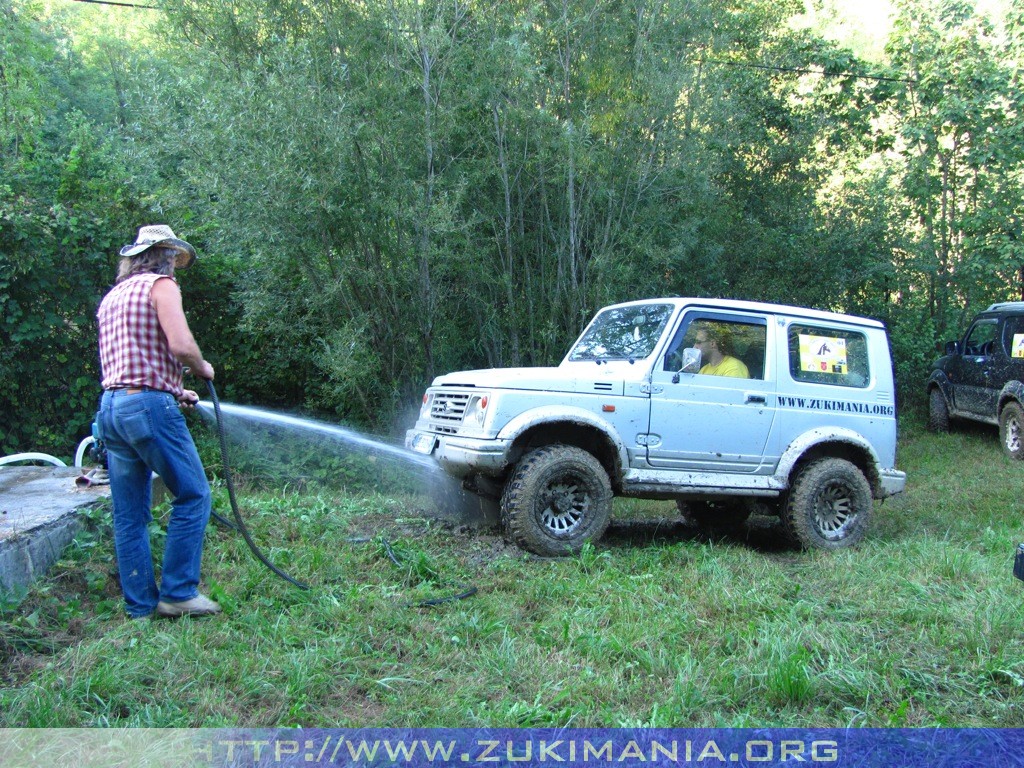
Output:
[746, 394, 767, 404]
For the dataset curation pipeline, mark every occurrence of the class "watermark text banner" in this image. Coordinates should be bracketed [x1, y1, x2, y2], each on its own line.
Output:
[2, 728, 1022, 767]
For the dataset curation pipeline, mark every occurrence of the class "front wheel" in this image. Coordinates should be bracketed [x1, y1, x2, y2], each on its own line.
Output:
[501, 445, 612, 556]
[781, 458, 872, 550]
[928, 387, 950, 433]
[999, 402, 1024, 461]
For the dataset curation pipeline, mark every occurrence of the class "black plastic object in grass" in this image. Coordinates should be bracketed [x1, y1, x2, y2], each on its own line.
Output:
[1014, 544, 1024, 583]
[378, 537, 477, 607]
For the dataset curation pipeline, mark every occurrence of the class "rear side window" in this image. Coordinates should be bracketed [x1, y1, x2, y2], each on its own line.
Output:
[1002, 315, 1024, 359]
[788, 324, 870, 388]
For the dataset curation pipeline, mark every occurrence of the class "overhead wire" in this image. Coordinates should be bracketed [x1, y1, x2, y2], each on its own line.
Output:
[698, 58, 916, 85]
[70, 0, 159, 9]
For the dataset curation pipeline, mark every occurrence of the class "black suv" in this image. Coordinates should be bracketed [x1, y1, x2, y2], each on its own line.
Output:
[927, 302, 1024, 459]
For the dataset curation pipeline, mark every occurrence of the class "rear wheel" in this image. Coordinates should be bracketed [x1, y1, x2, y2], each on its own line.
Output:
[501, 445, 612, 556]
[781, 458, 872, 550]
[928, 388, 950, 433]
[999, 402, 1024, 461]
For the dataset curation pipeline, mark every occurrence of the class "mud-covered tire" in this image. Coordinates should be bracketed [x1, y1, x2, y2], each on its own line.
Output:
[501, 445, 612, 556]
[676, 499, 751, 533]
[781, 458, 872, 550]
[928, 387, 950, 433]
[999, 402, 1024, 461]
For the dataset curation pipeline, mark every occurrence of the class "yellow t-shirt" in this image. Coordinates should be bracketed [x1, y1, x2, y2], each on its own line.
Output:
[699, 356, 749, 378]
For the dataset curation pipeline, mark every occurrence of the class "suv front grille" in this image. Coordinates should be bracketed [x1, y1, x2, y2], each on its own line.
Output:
[428, 391, 471, 431]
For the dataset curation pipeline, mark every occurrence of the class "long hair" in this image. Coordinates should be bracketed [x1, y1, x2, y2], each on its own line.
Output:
[115, 246, 178, 284]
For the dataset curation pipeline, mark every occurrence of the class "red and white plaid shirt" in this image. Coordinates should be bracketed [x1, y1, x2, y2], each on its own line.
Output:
[98, 274, 184, 397]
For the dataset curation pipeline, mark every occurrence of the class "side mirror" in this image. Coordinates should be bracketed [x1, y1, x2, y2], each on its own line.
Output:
[672, 348, 702, 383]
[680, 347, 701, 373]
[944, 340, 959, 356]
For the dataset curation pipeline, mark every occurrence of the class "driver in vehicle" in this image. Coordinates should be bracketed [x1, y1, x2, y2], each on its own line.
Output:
[693, 322, 749, 378]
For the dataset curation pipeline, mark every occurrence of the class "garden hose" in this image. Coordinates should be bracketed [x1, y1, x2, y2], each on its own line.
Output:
[380, 539, 477, 607]
[205, 379, 310, 590]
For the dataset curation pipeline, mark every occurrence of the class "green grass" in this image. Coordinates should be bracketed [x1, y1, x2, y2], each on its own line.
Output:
[2, 417, 1023, 727]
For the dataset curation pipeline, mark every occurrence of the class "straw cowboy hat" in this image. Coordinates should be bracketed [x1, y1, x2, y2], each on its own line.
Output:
[119, 224, 197, 269]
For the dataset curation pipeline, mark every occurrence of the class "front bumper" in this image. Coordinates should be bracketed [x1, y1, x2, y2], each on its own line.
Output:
[405, 429, 511, 478]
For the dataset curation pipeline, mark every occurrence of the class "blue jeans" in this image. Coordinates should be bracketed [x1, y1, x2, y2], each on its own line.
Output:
[98, 389, 212, 617]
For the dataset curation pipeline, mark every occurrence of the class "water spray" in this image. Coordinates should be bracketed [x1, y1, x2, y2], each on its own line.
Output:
[198, 385, 478, 605]
[195, 400, 438, 470]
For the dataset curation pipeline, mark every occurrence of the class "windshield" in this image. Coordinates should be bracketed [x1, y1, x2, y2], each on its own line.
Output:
[568, 304, 674, 362]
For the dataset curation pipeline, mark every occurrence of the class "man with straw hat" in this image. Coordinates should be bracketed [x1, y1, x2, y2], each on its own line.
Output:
[95, 225, 221, 620]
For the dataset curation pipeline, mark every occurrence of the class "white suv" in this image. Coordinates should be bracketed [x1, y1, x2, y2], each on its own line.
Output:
[407, 298, 906, 556]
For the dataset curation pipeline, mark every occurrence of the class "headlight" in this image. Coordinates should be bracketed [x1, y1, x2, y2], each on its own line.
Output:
[463, 395, 490, 427]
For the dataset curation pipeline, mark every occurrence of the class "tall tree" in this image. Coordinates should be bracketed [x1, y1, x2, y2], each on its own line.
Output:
[0, 1, 149, 456]
[882, 0, 1024, 338]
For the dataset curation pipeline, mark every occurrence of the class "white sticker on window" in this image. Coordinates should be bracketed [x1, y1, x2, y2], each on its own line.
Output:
[1013, 333, 1024, 359]
[799, 334, 848, 375]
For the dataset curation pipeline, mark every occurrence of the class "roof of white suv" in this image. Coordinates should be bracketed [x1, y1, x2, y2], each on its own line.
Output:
[606, 297, 886, 329]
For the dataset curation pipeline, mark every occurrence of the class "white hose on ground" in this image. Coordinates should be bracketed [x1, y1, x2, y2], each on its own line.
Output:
[0, 452, 68, 467]
[74, 436, 96, 468]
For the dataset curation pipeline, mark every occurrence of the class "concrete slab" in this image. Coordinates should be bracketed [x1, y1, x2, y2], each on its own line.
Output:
[0, 466, 110, 595]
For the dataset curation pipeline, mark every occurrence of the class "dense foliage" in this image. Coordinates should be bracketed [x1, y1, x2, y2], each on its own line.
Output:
[2, 0, 1023, 456]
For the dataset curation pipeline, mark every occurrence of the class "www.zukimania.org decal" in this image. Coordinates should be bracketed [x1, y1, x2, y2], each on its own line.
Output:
[778, 396, 895, 417]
